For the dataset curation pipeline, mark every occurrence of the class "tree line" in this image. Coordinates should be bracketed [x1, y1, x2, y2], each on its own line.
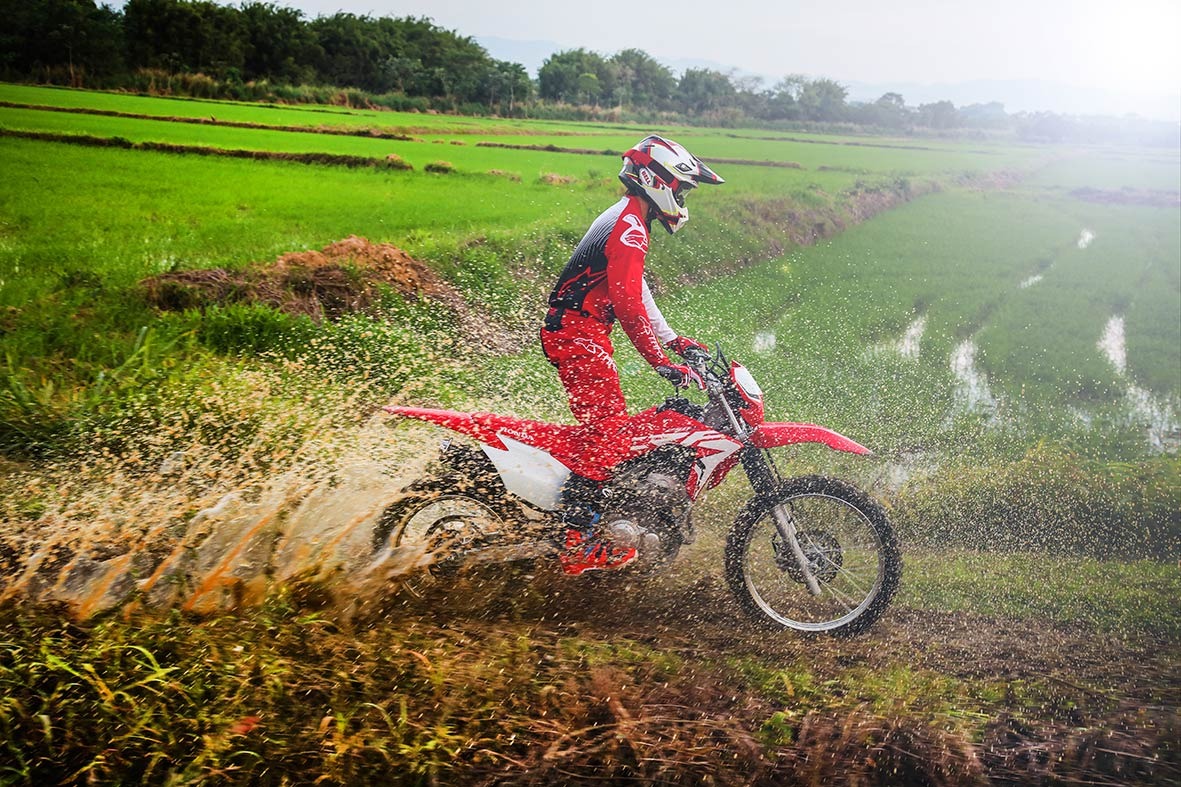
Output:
[2, 0, 1175, 144]
[1, 0, 532, 112]
[536, 49, 995, 129]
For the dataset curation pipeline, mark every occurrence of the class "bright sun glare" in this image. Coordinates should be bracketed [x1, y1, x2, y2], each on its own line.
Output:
[1074, 0, 1181, 94]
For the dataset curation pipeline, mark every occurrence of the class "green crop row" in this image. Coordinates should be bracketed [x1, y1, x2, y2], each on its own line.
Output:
[0, 82, 620, 136]
[0, 105, 931, 196]
[0, 82, 1058, 177]
[0, 132, 902, 456]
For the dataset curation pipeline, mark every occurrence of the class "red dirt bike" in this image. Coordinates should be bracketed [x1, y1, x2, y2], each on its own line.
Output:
[380, 345, 901, 635]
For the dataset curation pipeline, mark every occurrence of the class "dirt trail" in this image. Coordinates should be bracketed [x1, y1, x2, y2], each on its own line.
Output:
[329, 554, 1181, 785]
[3, 438, 1177, 784]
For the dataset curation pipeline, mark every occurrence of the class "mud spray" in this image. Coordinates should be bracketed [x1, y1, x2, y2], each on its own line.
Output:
[0, 376, 454, 620]
[1, 234, 541, 620]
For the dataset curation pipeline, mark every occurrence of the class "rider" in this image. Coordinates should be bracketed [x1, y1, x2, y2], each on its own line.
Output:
[541, 134, 724, 574]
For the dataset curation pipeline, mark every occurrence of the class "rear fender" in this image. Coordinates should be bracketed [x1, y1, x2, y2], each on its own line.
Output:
[384, 405, 572, 510]
[748, 422, 870, 455]
[384, 406, 508, 449]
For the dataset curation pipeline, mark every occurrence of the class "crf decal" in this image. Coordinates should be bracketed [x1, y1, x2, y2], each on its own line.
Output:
[632, 429, 732, 451]
[619, 214, 649, 252]
[631, 429, 692, 450]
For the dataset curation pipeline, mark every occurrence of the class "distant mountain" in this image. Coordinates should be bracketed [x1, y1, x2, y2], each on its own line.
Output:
[478, 35, 1181, 121]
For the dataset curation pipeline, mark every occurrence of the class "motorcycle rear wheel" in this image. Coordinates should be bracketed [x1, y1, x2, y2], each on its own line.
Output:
[725, 475, 901, 636]
[372, 474, 512, 554]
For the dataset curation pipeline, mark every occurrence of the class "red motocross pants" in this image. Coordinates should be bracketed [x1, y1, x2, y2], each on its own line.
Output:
[541, 310, 627, 425]
[540, 309, 631, 473]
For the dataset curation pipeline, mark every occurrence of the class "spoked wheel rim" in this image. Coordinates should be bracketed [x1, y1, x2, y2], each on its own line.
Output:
[391, 494, 504, 553]
[367, 493, 509, 596]
[742, 492, 888, 633]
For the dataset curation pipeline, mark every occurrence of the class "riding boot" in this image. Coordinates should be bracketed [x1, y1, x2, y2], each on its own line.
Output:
[556, 473, 637, 574]
[557, 473, 602, 530]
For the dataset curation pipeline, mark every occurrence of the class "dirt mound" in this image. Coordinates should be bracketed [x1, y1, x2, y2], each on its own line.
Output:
[143, 236, 448, 320]
[142, 236, 523, 352]
[273, 235, 452, 307]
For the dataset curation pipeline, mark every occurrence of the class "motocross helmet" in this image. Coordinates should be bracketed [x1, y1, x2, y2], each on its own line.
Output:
[619, 135, 724, 234]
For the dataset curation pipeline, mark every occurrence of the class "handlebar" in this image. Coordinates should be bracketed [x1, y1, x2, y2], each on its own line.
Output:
[681, 346, 712, 367]
[671, 343, 729, 396]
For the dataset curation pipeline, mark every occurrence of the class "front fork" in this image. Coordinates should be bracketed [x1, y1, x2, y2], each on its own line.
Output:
[740, 448, 823, 596]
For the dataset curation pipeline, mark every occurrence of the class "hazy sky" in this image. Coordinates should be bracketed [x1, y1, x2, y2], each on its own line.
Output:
[285, 0, 1181, 100]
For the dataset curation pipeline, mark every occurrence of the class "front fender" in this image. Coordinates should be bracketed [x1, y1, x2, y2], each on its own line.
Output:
[747, 422, 870, 455]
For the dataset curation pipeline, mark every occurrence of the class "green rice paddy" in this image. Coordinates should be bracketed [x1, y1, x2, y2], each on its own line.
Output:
[0, 82, 1177, 461]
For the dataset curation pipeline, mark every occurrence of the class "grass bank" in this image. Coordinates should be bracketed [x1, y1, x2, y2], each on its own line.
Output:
[1, 546, 1178, 786]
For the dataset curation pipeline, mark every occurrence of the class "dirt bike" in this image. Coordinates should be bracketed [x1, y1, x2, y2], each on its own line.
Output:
[379, 344, 901, 635]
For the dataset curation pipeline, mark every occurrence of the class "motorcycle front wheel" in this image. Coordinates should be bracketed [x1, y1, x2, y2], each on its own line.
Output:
[725, 475, 901, 636]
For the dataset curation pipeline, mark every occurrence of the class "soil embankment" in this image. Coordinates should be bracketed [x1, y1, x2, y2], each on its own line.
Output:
[141, 235, 519, 352]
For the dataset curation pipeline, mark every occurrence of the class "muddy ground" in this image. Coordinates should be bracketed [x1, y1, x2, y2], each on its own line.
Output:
[274, 525, 1180, 787]
[2, 456, 1177, 785]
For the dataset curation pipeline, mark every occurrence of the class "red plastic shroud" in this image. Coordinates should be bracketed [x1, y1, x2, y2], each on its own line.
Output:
[384, 405, 868, 483]
[747, 423, 870, 454]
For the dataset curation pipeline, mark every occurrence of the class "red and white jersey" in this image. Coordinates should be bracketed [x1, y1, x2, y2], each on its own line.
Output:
[547, 195, 675, 367]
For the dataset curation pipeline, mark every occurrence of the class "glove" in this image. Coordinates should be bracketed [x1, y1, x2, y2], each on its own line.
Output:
[656, 363, 705, 390]
[666, 336, 708, 358]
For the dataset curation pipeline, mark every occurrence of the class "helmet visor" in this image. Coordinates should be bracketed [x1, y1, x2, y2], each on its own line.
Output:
[695, 160, 724, 185]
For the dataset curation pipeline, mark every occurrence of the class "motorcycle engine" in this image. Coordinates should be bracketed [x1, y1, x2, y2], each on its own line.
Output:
[601, 466, 694, 569]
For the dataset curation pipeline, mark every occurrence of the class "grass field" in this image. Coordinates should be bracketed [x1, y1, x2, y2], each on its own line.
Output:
[0, 83, 621, 135]
[0, 81, 1176, 511]
[0, 82, 1175, 489]
[0, 83, 1178, 785]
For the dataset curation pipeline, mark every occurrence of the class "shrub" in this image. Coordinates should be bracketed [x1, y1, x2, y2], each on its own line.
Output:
[185, 303, 317, 356]
[424, 161, 454, 174]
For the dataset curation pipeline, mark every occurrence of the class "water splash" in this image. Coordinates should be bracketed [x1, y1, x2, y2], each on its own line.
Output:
[1019, 273, 1044, 289]
[1126, 386, 1181, 452]
[1097, 316, 1126, 374]
[1096, 314, 1180, 451]
[950, 339, 997, 415]
[0, 408, 443, 618]
[1077, 229, 1095, 249]
[881, 448, 938, 490]
[897, 317, 926, 360]
[865, 317, 925, 360]
[753, 332, 777, 353]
